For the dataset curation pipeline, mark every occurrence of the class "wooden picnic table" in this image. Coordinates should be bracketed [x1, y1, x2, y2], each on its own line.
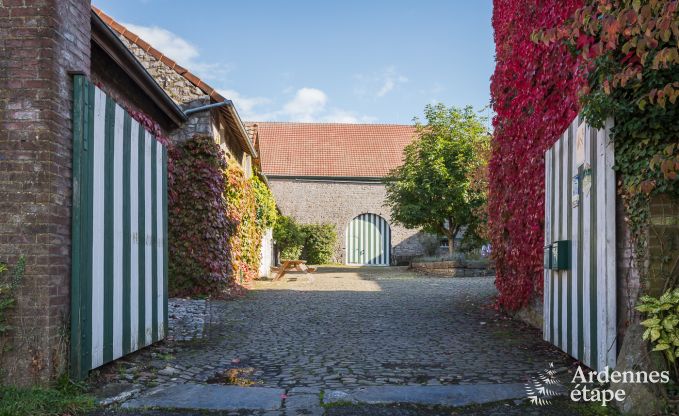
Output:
[273, 260, 316, 281]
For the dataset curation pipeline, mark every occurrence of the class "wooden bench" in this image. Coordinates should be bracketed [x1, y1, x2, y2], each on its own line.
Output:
[272, 260, 317, 281]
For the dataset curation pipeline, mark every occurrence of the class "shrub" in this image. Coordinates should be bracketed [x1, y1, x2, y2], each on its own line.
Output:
[252, 175, 277, 231]
[300, 224, 336, 264]
[419, 234, 441, 257]
[273, 215, 305, 260]
[637, 289, 679, 379]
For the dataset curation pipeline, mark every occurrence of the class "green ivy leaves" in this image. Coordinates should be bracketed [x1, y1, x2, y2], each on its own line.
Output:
[638, 289, 679, 362]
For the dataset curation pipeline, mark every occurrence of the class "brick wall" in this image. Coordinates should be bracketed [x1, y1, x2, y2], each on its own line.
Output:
[268, 178, 429, 264]
[0, 0, 91, 384]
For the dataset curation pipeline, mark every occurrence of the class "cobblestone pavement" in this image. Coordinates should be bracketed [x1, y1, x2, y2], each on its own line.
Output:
[91, 266, 578, 413]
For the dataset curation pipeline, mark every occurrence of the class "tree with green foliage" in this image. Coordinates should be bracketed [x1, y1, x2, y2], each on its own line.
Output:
[300, 223, 336, 264]
[273, 215, 305, 260]
[385, 104, 490, 255]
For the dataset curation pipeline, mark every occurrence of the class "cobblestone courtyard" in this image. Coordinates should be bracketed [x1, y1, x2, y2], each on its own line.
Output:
[94, 267, 574, 395]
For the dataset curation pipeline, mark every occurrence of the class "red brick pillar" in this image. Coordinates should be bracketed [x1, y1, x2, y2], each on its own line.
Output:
[0, 0, 91, 385]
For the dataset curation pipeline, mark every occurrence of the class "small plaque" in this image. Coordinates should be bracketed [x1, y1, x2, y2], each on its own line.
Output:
[572, 174, 580, 208]
[576, 124, 586, 166]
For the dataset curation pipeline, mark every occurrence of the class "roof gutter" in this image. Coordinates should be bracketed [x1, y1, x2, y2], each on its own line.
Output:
[225, 104, 258, 158]
[183, 100, 258, 158]
[184, 100, 231, 116]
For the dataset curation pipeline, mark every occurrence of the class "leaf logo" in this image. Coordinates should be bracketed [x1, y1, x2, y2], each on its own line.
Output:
[524, 362, 562, 406]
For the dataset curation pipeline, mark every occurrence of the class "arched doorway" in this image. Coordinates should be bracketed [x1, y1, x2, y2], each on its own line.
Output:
[345, 213, 391, 266]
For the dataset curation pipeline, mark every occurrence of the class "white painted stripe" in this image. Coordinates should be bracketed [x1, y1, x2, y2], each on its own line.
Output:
[112, 104, 124, 359]
[602, 118, 617, 369]
[596, 122, 617, 370]
[561, 131, 569, 351]
[144, 131, 153, 345]
[544, 147, 551, 341]
[571, 116, 580, 356]
[581, 124, 592, 367]
[595, 125, 605, 370]
[129, 121, 140, 352]
[91, 88, 106, 368]
[156, 141, 164, 338]
[554, 137, 561, 348]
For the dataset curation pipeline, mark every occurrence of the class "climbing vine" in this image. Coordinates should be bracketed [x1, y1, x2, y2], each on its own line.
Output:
[489, 0, 584, 310]
[225, 165, 277, 291]
[534, 0, 679, 298]
[0, 256, 25, 336]
[168, 136, 234, 297]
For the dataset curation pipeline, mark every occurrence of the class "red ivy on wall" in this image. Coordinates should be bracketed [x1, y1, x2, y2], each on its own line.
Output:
[489, 0, 585, 310]
[167, 136, 235, 297]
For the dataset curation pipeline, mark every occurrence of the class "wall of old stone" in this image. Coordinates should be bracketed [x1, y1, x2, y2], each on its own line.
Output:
[268, 178, 429, 264]
[90, 42, 175, 134]
[116, 36, 215, 147]
[0, 0, 91, 385]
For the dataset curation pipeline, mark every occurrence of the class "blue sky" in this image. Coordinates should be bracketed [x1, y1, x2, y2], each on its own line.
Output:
[94, 0, 494, 124]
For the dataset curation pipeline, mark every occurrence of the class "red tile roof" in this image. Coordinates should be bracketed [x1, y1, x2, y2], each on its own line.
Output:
[250, 122, 418, 178]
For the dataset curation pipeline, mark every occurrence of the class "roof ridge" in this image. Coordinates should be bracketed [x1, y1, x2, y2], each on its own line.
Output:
[91, 5, 226, 103]
[246, 121, 416, 127]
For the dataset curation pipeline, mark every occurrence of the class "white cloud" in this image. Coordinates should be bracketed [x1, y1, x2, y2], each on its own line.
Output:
[122, 22, 230, 81]
[281, 88, 327, 121]
[321, 109, 377, 123]
[123, 23, 198, 66]
[118, 20, 374, 123]
[217, 89, 271, 119]
[355, 66, 408, 99]
[377, 67, 408, 97]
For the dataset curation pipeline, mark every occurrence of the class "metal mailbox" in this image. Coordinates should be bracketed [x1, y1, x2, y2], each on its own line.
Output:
[550, 240, 570, 271]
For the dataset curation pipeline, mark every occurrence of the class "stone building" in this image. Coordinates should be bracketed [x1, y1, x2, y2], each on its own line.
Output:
[0, 2, 187, 384]
[93, 7, 257, 175]
[249, 122, 435, 265]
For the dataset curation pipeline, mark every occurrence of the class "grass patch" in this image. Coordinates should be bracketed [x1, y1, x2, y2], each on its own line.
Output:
[0, 378, 95, 416]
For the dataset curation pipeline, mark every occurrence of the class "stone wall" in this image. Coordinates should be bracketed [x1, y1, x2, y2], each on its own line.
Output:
[268, 178, 430, 264]
[90, 42, 175, 134]
[0, 0, 91, 385]
[411, 260, 494, 277]
[116, 36, 215, 147]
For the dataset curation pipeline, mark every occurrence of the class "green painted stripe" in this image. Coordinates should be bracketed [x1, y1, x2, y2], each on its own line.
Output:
[151, 139, 158, 342]
[566, 126, 573, 355]
[589, 127, 598, 366]
[162, 147, 169, 336]
[103, 96, 115, 364]
[138, 128, 146, 346]
[577, 164, 584, 360]
[83, 82, 95, 372]
[70, 75, 85, 379]
[550, 148, 555, 343]
[122, 114, 132, 355]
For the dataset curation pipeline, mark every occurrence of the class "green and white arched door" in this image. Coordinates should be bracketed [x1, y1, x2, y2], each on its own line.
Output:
[345, 213, 391, 266]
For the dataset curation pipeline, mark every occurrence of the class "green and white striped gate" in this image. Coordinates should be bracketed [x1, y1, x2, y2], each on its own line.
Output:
[543, 115, 616, 372]
[345, 213, 391, 266]
[70, 76, 168, 378]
